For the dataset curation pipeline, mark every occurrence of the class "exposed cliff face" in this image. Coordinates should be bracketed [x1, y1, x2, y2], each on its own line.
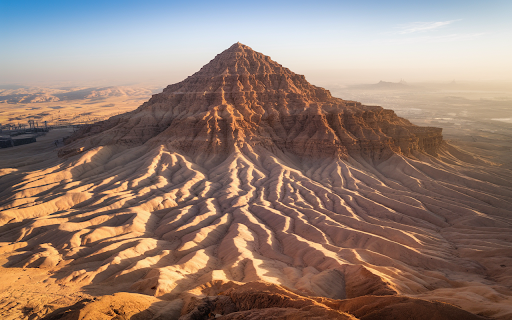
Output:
[61, 43, 443, 165]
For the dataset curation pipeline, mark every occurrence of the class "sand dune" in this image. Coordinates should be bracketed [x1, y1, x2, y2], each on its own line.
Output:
[1, 43, 511, 319]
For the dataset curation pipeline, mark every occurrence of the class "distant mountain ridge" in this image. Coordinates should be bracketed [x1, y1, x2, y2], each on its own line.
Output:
[0, 85, 154, 104]
[350, 79, 415, 90]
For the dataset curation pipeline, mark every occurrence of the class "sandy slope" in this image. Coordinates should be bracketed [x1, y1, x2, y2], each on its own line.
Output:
[0, 43, 511, 319]
[1, 137, 511, 318]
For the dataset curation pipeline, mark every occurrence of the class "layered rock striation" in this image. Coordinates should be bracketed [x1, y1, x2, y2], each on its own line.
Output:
[61, 43, 443, 165]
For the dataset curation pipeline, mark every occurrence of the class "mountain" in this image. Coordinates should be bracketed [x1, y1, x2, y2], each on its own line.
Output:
[350, 80, 416, 90]
[0, 43, 511, 319]
[61, 43, 442, 163]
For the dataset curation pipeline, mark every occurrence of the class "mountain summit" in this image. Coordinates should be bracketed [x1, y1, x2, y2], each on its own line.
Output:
[61, 43, 442, 167]
[1, 44, 511, 319]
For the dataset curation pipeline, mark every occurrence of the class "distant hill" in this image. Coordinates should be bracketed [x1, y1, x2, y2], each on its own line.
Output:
[0, 84, 29, 90]
[350, 79, 417, 90]
[0, 85, 155, 103]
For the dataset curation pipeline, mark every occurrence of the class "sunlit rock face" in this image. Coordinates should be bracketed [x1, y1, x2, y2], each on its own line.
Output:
[61, 42, 443, 165]
[1, 43, 511, 319]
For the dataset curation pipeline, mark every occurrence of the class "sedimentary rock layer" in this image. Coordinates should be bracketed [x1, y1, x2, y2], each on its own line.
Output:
[61, 43, 443, 165]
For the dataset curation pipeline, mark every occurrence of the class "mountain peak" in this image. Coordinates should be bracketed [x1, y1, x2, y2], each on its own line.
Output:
[193, 42, 286, 77]
[160, 43, 334, 106]
[227, 42, 251, 52]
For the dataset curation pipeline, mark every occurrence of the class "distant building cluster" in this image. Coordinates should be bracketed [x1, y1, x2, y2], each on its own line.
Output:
[0, 120, 49, 148]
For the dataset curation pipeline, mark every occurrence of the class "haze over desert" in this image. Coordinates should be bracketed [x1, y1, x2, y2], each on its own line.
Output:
[1, 1, 512, 320]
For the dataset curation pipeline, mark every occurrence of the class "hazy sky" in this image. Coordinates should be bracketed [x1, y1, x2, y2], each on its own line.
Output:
[1, 0, 511, 86]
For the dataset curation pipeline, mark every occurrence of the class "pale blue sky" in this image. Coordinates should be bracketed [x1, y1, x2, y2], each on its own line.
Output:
[1, 0, 511, 86]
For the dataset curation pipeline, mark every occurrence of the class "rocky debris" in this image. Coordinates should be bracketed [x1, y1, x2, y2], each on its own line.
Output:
[177, 281, 487, 320]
